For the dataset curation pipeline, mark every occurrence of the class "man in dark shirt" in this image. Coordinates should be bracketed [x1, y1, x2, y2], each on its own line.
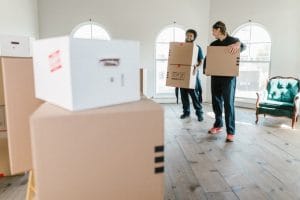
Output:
[204, 21, 245, 142]
[179, 29, 204, 122]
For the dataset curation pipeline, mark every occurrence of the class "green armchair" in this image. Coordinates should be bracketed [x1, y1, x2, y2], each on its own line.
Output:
[255, 76, 300, 129]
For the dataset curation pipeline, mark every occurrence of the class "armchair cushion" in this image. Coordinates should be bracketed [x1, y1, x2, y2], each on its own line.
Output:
[259, 100, 294, 111]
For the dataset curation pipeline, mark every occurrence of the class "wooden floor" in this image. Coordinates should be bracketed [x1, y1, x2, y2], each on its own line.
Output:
[1, 103, 300, 200]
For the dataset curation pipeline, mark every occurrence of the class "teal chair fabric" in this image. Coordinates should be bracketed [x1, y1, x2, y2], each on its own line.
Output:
[256, 76, 300, 128]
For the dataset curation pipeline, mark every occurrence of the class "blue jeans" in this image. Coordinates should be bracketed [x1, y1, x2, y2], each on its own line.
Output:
[211, 76, 236, 134]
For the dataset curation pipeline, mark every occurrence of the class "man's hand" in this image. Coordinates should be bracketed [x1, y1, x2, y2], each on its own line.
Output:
[228, 42, 240, 54]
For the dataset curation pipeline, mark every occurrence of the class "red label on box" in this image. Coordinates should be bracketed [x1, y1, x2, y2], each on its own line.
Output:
[48, 50, 62, 73]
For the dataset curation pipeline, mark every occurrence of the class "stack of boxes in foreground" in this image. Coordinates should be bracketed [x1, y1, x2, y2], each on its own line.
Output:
[0, 35, 43, 177]
[0, 35, 164, 200]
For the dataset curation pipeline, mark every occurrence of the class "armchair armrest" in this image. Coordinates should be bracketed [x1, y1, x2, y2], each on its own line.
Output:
[294, 92, 300, 114]
[256, 90, 268, 108]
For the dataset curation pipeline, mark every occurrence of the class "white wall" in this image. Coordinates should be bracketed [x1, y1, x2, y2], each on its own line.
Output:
[0, 0, 38, 37]
[37, 0, 211, 99]
[209, 0, 300, 79]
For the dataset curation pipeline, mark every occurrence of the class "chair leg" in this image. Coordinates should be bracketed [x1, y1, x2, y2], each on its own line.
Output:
[255, 112, 259, 124]
[292, 115, 296, 129]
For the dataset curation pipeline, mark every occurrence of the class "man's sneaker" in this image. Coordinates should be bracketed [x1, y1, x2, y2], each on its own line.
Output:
[180, 113, 190, 119]
[197, 115, 204, 122]
[208, 127, 222, 134]
[226, 134, 234, 142]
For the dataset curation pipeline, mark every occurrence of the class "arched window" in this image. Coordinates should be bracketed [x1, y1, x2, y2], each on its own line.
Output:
[155, 25, 185, 96]
[233, 23, 271, 99]
[71, 21, 111, 40]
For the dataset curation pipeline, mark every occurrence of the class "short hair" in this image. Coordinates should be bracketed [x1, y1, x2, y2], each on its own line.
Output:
[186, 29, 197, 39]
[212, 21, 227, 35]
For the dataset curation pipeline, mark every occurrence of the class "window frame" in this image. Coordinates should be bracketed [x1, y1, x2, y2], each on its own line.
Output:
[232, 22, 272, 100]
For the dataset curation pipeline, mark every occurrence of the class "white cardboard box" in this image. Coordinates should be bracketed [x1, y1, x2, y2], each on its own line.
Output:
[33, 36, 140, 111]
[0, 35, 32, 57]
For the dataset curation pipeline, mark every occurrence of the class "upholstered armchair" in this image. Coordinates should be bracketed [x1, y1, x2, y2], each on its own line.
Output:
[255, 76, 300, 129]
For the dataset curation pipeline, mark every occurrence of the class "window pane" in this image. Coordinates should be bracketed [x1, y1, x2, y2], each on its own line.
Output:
[251, 25, 271, 43]
[73, 25, 91, 39]
[174, 28, 185, 42]
[156, 60, 174, 94]
[236, 62, 269, 99]
[156, 43, 169, 60]
[156, 28, 173, 43]
[73, 24, 110, 40]
[249, 43, 271, 61]
[91, 25, 110, 40]
[233, 23, 271, 100]
[240, 43, 251, 61]
[234, 25, 251, 42]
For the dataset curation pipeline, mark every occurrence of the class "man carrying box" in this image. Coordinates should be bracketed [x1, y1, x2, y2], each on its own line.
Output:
[179, 29, 204, 121]
[204, 21, 246, 142]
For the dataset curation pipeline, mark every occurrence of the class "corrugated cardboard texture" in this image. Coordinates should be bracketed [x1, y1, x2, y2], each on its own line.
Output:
[0, 133, 10, 176]
[0, 106, 6, 131]
[205, 46, 240, 76]
[168, 42, 198, 65]
[1, 57, 43, 174]
[30, 99, 164, 200]
[166, 64, 196, 89]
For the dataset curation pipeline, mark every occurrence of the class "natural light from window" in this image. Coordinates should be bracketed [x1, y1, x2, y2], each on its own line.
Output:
[72, 22, 110, 40]
[155, 26, 185, 96]
[233, 23, 271, 99]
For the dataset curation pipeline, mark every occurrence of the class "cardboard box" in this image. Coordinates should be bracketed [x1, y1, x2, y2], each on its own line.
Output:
[33, 36, 140, 111]
[1, 57, 43, 174]
[168, 42, 199, 65]
[166, 64, 196, 89]
[30, 99, 164, 200]
[0, 35, 32, 57]
[0, 106, 6, 131]
[205, 46, 240, 76]
[0, 133, 10, 176]
[166, 42, 198, 89]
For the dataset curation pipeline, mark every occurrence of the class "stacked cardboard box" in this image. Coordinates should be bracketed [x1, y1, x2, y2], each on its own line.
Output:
[30, 99, 164, 200]
[166, 42, 199, 89]
[0, 57, 43, 176]
[32, 36, 140, 111]
[30, 37, 164, 199]
[0, 35, 33, 57]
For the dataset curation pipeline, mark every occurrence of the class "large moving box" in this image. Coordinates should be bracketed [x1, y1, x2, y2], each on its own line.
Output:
[0, 35, 32, 57]
[0, 57, 43, 175]
[30, 99, 164, 200]
[0, 133, 10, 176]
[33, 36, 140, 111]
[166, 42, 199, 89]
[205, 46, 240, 76]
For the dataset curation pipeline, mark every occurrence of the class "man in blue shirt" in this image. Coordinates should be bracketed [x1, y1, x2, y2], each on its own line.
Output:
[179, 29, 204, 122]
